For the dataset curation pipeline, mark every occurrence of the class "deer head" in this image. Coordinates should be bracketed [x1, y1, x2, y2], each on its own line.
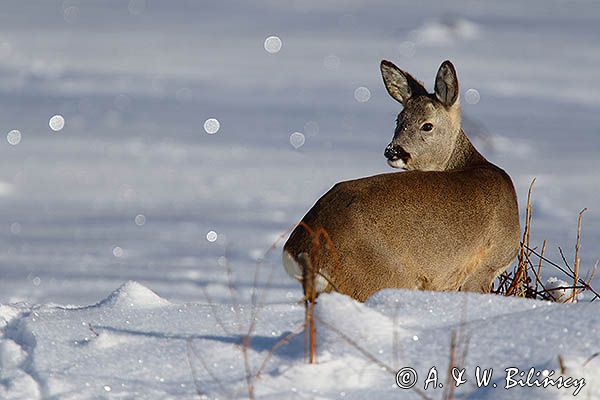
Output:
[381, 60, 462, 171]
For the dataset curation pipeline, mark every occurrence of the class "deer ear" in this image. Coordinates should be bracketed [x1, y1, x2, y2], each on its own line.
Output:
[434, 60, 459, 107]
[380, 60, 427, 105]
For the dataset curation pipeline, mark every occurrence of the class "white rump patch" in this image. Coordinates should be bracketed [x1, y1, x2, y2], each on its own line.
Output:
[282, 250, 302, 279]
[387, 158, 407, 169]
[282, 250, 329, 293]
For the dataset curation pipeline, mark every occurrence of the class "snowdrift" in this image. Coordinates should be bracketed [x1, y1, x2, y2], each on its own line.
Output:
[1, 282, 598, 399]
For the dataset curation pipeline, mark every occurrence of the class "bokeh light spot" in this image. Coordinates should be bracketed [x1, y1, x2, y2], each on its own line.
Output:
[7, 130, 21, 145]
[206, 230, 218, 242]
[354, 86, 371, 103]
[289, 132, 305, 149]
[465, 88, 480, 104]
[264, 36, 282, 54]
[204, 118, 220, 134]
[49, 115, 65, 132]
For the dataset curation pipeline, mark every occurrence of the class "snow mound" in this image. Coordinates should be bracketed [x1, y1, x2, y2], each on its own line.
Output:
[88, 330, 137, 349]
[318, 292, 411, 342]
[0, 305, 22, 329]
[0, 181, 14, 196]
[545, 277, 577, 303]
[94, 281, 171, 309]
[410, 16, 481, 45]
[0, 339, 27, 369]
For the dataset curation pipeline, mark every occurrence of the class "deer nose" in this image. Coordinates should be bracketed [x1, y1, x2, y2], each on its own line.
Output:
[384, 144, 401, 160]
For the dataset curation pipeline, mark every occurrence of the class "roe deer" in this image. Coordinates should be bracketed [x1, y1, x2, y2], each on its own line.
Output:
[282, 60, 520, 302]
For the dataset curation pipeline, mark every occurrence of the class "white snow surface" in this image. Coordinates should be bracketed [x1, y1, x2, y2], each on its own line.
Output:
[0, 0, 600, 398]
[1, 283, 599, 399]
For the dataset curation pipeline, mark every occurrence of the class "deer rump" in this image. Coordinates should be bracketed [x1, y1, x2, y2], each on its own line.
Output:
[283, 166, 519, 302]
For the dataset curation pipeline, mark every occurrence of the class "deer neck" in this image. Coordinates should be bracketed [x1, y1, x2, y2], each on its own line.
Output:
[443, 129, 488, 170]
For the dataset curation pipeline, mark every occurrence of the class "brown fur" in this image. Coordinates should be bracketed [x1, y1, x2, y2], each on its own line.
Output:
[283, 60, 520, 302]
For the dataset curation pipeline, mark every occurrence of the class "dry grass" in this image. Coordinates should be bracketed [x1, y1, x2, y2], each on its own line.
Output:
[441, 329, 470, 400]
[569, 208, 587, 302]
[295, 221, 346, 364]
[505, 178, 535, 296]
[442, 299, 470, 400]
[495, 179, 599, 302]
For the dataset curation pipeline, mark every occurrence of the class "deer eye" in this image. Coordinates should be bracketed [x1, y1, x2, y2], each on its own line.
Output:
[421, 123, 433, 132]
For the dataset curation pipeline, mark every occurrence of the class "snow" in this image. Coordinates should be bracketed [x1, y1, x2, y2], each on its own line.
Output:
[1, 282, 599, 399]
[92, 281, 172, 309]
[410, 17, 481, 45]
[545, 277, 576, 303]
[0, 0, 599, 398]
